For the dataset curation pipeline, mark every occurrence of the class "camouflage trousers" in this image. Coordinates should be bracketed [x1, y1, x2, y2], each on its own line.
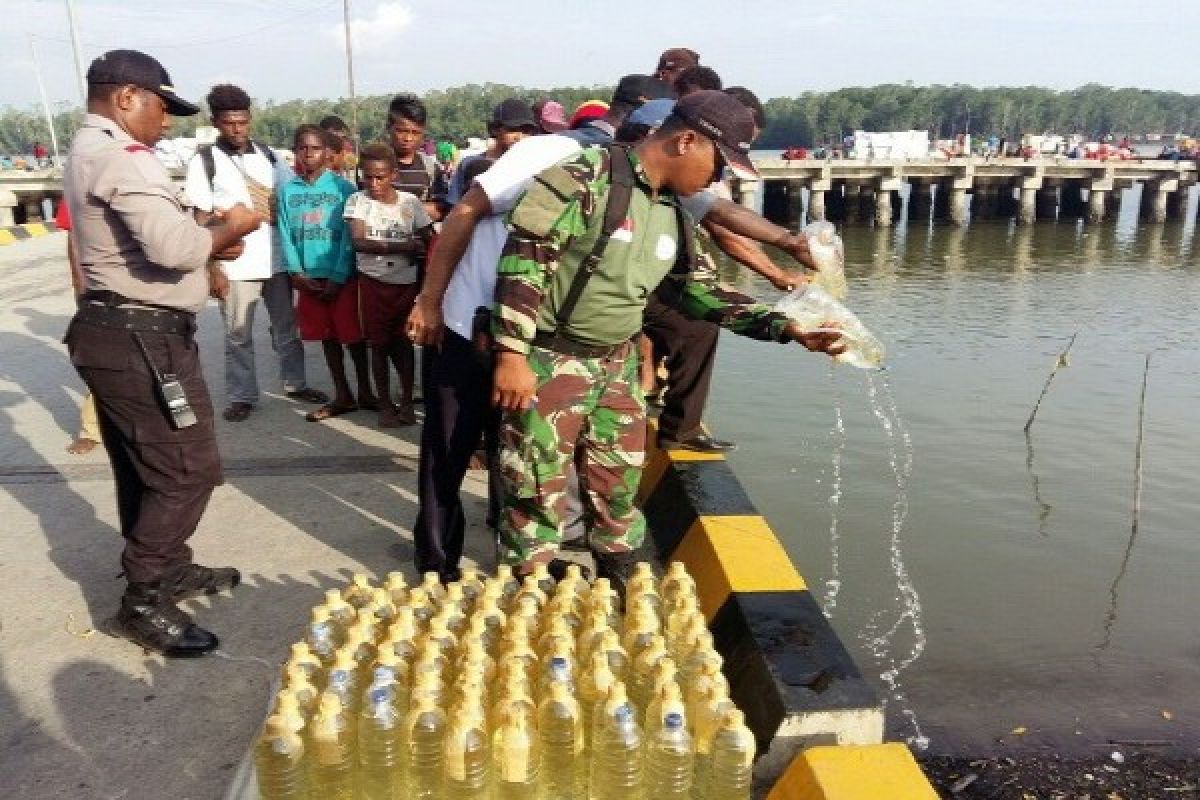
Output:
[496, 342, 647, 571]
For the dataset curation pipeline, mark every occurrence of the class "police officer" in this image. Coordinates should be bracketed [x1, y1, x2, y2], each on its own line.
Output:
[64, 50, 263, 657]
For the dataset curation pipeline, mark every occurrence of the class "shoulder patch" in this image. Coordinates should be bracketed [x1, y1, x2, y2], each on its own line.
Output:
[509, 171, 581, 239]
[124, 143, 154, 154]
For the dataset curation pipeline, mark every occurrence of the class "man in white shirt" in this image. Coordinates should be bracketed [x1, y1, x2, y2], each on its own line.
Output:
[184, 83, 326, 421]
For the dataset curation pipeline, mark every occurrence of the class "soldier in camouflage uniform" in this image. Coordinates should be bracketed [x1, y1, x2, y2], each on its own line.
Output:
[490, 91, 843, 586]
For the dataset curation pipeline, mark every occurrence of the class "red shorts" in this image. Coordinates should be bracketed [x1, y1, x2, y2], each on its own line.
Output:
[359, 275, 419, 347]
[295, 277, 364, 344]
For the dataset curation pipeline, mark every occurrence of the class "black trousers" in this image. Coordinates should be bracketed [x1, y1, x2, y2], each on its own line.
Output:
[643, 292, 720, 442]
[413, 329, 500, 578]
[66, 318, 223, 585]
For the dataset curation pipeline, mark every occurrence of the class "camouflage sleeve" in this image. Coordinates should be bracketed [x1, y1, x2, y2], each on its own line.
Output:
[492, 159, 596, 354]
[676, 278, 793, 342]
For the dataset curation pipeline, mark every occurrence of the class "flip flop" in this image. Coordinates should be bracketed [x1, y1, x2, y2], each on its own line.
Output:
[286, 387, 329, 404]
[305, 403, 358, 422]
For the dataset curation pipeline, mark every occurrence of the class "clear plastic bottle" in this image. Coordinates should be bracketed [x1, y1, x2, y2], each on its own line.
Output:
[577, 614, 610, 660]
[630, 639, 669, 718]
[458, 568, 485, 606]
[383, 571, 408, 606]
[659, 561, 694, 604]
[284, 663, 319, 718]
[472, 595, 508, 655]
[803, 220, 848, 301]
[367, 587, 397, 624]
[706, 710, 755, 800]
[419, 571, 448, 605]
[588, 682, 643, 800]
[272, 690, 307, 735]
[407, 587, 435, 629]
[325, 652, 362, 721]
[443, 697, 490, 800]
[403, 694, 447, 800]
[772, 284, 885, 370]
[489, 674, 536, 733]
[644, 709, 694, 800]
[344, 573, 377, 609]
[537, 617, 577, 661]
[537, 680, 585, 800]
[285, 641, 325, 688]
[382, 608, 417, 662]
[644, 660, 679, 729]
[324, 588, 357, 629]
[254, 714, 307, 800]
[645, 681, 685, 740]
[547, 593, 583, 633]
[342, 626, 378, 681]
[684, 659, 728, 727]
[691, 684, 735, 800]
[622, 614, 661, 666]
[442, 581, 466, 610]
[538, 653, 576, 698]
[515, 574, 549, 610]
[358, 683, 404, 800]
[372, 650, 409, 690]
[592, 630, 630, 682]
[490, 564, 521, 608]
[307, 691, 355, 800]
[667, 609, 706, 666]
[409, 654, 448, 704]
[493, 705, 540, 800]
[532, 561, 556, 594]
[578, 651, 616, 750]
[306, 608, 340, 667]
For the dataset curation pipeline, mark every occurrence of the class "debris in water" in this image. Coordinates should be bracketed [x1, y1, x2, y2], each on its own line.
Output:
[1023, 331, 1079, 432]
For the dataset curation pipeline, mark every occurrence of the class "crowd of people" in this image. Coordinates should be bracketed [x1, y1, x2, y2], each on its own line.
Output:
[62, 46, 843, 657]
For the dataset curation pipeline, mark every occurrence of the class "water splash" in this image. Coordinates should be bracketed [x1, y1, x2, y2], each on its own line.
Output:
[822, 363, 845, 617]
[859, 372, 928, 750]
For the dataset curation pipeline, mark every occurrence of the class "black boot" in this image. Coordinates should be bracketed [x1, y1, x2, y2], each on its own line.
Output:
[114, 583, 218, 658]
[160, 563, 241, 603]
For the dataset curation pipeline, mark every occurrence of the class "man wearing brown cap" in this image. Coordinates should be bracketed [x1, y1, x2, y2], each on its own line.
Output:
[489, 91, 844, 589]
[63, 49, 262, 657]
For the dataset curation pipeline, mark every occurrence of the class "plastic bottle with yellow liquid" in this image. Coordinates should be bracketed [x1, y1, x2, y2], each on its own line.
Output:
[253, 714, 307, 800]
[285, 641, 325, 687]
[592, 629, 629, 681]
[383, 571, 408, 606]
[537, 679, 585, 800]
[382, 608, 417, 662]
[578, 651, 616, 750]
[706, 709, 755, 800]
[358, 681, 405, 800]
[443, 691, 490, 800]
[622, 612, 660, 666]
[691, 683, 735, 800]
[531, 561, 556, 594]
[493, 705, 540, 800]
[306, 606, 340, 666]
[323, 588, 357, 629]
[325, 651, 363, 720]
[419, 571, 447, 605]
[458, 567, 485, 605]
[489, 673, 536, 733]
[403, 693, 447, 800]
[307, 691, 355, 800]
[343, 573, 376, 609]
[366, 587, 396, 624]
[630, 639, 669, 716]
[271, 690, 307, 735]
[588, 681, 643, 800]
[284, 664, 319, 718]
[644, 683, 694, 800]
[684, 659, 728, 727]
[537, 616, 577, 659]
[407, 587, 435, 629]
[514, 574, 549, 610]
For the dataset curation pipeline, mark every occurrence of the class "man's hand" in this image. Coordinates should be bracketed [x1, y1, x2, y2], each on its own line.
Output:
[223, 203, 265, 237]
[290, 274, 318, 294]
[774, 231, 818, 272]
[407, 294, 445, 347]
[212, 241, 245, 261]
[492, 350, 537, 411]
[766, 268, 809, 292]
[208, 262, 231, 300]
[785, 321, 847, 356]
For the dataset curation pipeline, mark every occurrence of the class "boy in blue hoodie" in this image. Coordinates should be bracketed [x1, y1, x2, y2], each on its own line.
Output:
[278, 124, 377, 420]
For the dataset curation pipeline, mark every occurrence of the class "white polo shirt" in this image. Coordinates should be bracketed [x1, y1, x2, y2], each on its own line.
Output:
[184, 143, 289, 281]
[441, 135, 717, 341]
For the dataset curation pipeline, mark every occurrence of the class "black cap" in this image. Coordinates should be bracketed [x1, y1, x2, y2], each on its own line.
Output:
[86, 49, 200, 117]
[668, 89, 758, 180]
[611, 74, 674, 108]
[491, 98, 537, 131]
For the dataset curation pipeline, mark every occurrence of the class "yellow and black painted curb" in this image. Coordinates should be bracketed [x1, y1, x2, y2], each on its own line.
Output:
[639, 426, 937, 797]
[0, 221, 57, 246]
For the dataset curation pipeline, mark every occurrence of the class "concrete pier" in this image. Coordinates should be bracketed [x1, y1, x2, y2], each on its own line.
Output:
[736, 157, 1195, 227]
[808, 189, 826, 222]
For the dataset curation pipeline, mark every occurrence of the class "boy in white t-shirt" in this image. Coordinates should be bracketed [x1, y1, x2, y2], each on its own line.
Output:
[344, 143, 435, 427]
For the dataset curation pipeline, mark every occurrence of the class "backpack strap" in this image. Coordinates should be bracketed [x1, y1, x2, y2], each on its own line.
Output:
[198, 144, 217, 192]
[553, 143, 636, 331]
[253, 141, 278, 165]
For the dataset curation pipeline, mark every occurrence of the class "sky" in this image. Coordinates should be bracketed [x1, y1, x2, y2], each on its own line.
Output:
[4, 0, 1199, 112]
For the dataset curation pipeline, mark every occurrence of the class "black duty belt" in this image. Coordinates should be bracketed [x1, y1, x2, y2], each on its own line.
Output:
[532, 331, 634, 359]
[76, 291, 196, 336]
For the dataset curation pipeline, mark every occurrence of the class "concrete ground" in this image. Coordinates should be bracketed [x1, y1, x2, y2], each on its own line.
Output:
[0, 232, 493, 799]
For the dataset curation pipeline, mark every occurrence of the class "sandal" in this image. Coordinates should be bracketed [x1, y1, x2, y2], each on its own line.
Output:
[222, 403, 254, 422]
[305, 402, 357, 422]
[286, 387, 329, 404]
[66, 437, 99, 455]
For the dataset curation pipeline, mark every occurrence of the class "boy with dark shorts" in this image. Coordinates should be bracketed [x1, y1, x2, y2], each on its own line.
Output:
[345, 144, 434, 427]
[278, 124, 378, 420]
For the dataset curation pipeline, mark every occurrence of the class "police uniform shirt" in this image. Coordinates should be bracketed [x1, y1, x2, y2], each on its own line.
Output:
[65, 113, 213, 313]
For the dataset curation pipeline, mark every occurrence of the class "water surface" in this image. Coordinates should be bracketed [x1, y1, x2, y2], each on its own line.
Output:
[707, 189, 1200, 754]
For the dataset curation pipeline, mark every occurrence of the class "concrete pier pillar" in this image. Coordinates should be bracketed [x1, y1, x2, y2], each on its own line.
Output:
[874, 189, 894, 227]
[1087, 189, 1107, 224]
[1036, 187, 1059, 220]
[1139, 182, 1170, 224]
[0, 190, 15, 228]
[1018, 188, 1036, 225]
[949, 188, 969, 226]
[808, 189, 826, 222]
[909, 182, 933, 222]
[1060, 181, 1086, 219]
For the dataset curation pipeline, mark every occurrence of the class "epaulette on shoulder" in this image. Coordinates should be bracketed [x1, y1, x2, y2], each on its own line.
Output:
[124, 143, 154, 154]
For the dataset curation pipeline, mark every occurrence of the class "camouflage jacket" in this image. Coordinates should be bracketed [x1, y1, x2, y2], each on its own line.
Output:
[492, 146, 792, 354]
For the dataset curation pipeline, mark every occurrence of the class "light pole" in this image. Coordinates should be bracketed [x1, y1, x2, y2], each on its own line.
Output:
[65, 0, 87, 106]
[29, 36, 62, 165]
[342, 0, 359, 151]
